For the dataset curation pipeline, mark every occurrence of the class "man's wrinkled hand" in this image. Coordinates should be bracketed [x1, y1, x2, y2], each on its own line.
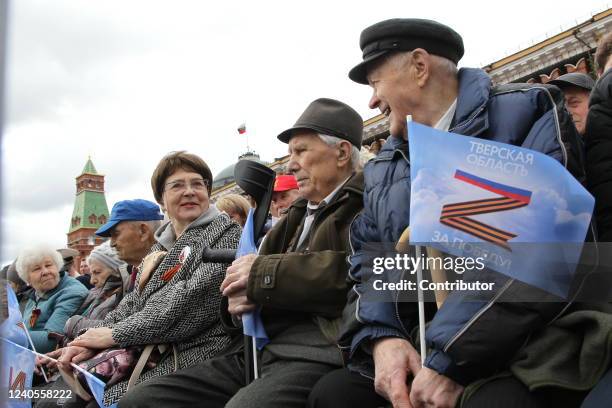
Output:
[36, 348, 62, 372]
[57, 345, 96, 370]
[373, 337, 422, 407]
[410, 366, 463, 408]
[221, 254, 257, 316]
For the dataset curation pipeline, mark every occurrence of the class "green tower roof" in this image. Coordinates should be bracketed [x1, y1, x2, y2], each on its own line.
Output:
[68, 190, 110, 233]
[68, 158, 109, 233]
[81, 157, 98, 175]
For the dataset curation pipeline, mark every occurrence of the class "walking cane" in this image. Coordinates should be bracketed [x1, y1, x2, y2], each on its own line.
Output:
[233, 160, 276, 384]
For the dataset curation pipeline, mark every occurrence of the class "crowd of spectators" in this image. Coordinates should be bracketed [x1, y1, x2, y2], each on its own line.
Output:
[1, 19, 611, 408]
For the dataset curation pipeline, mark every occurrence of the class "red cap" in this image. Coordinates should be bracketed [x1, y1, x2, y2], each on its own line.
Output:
[273, 175, 299, 192]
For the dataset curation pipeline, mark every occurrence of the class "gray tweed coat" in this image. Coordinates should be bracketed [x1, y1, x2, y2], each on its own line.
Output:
[100, 210, 240, 405]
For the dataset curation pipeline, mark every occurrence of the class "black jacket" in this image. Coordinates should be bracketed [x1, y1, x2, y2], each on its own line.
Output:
[586, 69, 612, 242]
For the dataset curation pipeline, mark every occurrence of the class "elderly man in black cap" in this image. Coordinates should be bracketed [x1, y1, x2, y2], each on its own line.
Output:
[119, 98, 364, 408]
[309, 18, 590, 408]
[549, 73, 595, 136]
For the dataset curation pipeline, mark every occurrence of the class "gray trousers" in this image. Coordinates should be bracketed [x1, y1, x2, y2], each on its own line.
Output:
[118, 350, 336, 408]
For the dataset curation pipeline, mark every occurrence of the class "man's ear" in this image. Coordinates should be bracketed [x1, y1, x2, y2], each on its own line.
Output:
[337, 141, 352, 166]
[411, 48, 430, 88]
[138, 223, 150, 240]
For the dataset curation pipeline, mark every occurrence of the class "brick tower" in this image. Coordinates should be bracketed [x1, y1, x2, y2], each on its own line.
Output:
[67, 157, 110, 259]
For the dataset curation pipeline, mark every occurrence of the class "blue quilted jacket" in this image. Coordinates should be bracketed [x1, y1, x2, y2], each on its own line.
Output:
[338, 67, 588, 384]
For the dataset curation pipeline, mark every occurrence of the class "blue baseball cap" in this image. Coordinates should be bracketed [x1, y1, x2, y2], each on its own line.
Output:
[96, 199, 165, 237]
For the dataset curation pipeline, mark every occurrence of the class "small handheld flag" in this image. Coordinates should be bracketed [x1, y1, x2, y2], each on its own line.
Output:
[1, 338, 36, 408]
[408, 122, 594, 298]
[237, 208, 269, 350]
[0, 284, 28, 347]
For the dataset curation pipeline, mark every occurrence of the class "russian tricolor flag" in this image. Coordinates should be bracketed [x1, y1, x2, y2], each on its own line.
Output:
[237, 123, 246, 135]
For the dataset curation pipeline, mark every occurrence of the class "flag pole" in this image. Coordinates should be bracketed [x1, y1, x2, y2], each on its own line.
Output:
[251, 337, 259, 380]
[8, 282, 51, 382]
[415, 245, 426, 364]
[233, 161, 276, 384]
[238, 122, 251, 153]
[406, 115, 427, 364]
[18, 322, 50, 382]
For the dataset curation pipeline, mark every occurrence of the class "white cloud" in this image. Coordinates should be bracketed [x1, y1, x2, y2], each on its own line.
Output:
[1, 0, 607, 263]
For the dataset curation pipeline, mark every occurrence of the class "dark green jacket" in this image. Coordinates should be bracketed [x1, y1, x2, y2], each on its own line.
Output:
[510, 302, 612, 391]
[461, 302, 612, 405]
[247, 171, 364, 341]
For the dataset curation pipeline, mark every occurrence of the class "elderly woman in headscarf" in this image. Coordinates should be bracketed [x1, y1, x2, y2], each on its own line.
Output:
[62, 241, 129, 341]
[16, 245, 89, 353]
[41, 151, 240, 408]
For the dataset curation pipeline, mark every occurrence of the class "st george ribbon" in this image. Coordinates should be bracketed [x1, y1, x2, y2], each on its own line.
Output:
[439, 169, 532, 250]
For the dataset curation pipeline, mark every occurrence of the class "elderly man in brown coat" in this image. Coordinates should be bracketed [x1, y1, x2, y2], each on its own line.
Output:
[119, 98, 365, 408]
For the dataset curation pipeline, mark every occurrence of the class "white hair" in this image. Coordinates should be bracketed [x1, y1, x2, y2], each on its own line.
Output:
[16, 245, 64, 284]
[432, 55, 458, 77]
[121, 220, 162, 234]
[142, 220, 162, 233]
[359, 146, 377, 167]
[387, 50, 413, 70]
[317, 134, 361, 171]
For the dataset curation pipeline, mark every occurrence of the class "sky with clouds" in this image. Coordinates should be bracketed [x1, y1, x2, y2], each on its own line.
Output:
[0, 0, 608, 264]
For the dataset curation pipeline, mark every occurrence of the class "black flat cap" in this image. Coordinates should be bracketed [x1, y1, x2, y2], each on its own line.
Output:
[349, 18, 464, 84]
[277, 98, 363, 147]
[548, 73, 595, 92]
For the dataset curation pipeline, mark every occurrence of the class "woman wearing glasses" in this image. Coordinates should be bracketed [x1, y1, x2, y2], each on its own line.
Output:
[38, 151, 240, 408]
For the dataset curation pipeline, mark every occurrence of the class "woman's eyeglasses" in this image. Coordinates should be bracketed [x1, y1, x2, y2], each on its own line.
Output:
[164, 178, 208, 194]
